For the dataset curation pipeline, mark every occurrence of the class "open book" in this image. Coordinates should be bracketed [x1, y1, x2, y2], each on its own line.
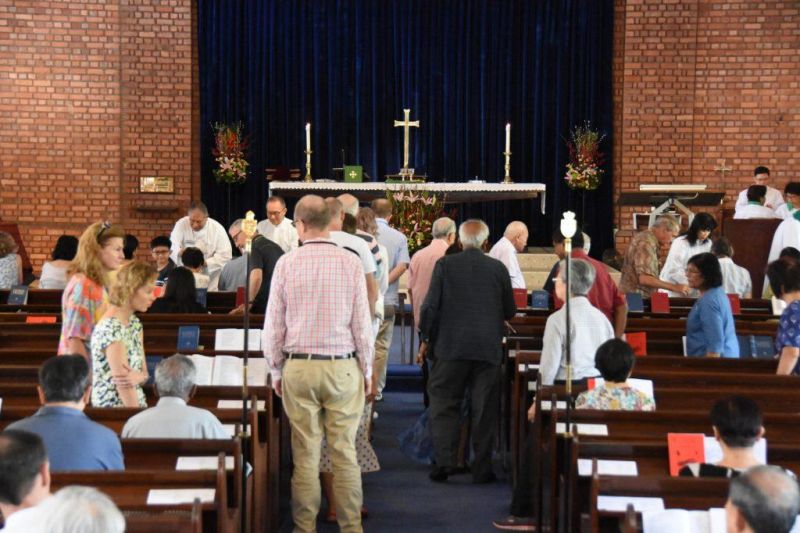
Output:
[642, 508, 726, 533]
[188, 354, 267, 386]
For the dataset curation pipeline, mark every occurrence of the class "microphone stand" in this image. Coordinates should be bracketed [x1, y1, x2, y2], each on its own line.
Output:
[239, 212, 257, 533]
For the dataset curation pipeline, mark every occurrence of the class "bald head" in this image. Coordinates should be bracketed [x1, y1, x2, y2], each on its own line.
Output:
[727, 465, 800, 533]
[295, 195, 331, 232]
[504, 221, 529, 253]
[459, 219, 490, 250]
[371, 199, 393, 219]
[338, 194, 359, 216]
[324, 197, 345, 230]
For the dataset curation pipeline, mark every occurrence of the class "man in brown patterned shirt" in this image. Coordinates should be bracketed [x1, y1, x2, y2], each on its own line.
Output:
[619, 215, 690, 296]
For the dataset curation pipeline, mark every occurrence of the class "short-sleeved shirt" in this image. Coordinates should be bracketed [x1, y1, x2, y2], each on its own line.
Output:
[249, 234, 285, 314]
[329, 231, 378, 275]
[575, 385, 655, 411]
[121, 397, 229, 439]
[376, 219, 411, 306]
[775, 299, 800, 374]
[7, 406, 124, 471]
[58, 274, 107, 355]
[619, 230, 660, 296]
[718, 257, 752, 298]
[90, 316, 147, 407]
[686, 286, 740, 358]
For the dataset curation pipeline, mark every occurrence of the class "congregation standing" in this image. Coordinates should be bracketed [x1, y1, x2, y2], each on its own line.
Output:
[3, 167, 800, 532]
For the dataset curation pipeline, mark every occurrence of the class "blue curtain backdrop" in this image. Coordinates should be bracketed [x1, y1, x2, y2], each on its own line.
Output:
[197, 0, 614, 253]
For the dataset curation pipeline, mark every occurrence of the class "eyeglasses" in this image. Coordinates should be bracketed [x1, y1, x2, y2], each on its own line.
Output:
[291, 220, 304, 228]
[231, 231, 243, 241]
[267, 210, 285, 216]
[97, 221, 111, 241]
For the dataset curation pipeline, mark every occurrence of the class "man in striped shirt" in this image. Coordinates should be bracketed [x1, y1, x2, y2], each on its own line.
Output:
[262, 195, 374, 533]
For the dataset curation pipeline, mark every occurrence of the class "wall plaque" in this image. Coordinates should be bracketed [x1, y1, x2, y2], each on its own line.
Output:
[139, 176, 174, 193]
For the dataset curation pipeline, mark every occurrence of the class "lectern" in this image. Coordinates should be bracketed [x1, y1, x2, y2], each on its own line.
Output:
[618, 185, 725, 228]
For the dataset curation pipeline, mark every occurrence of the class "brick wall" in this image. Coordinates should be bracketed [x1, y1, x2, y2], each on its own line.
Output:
[0, 1, 197, 272]
[613, 0, 800, 251]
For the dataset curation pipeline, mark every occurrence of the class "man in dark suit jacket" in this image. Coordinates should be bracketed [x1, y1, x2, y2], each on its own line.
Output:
[419, 219, 517, 483]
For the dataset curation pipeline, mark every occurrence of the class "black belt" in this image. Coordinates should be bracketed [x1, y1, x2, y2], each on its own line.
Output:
[285, 352, 356, 361]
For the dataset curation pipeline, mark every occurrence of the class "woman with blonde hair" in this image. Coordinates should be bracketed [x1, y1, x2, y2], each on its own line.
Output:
[0, 231, 23, 289]
[90, 260, 157, 408]
[58, 222, 125, 357]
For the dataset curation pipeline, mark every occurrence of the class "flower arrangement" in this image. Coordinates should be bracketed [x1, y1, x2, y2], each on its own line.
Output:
[564, 121, 605, 191]
[212, 122, 249, 184]
[387, 189, 447, 255]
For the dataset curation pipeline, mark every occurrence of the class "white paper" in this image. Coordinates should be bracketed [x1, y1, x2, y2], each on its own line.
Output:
[556, 423, 609, 436]
[211, 355, 244, 386]
[221, 424, 237, 437]
[188, 355, 215, 386]
[540, 400, 568, 411]
[709, 508, 727, 533]
[703, 436, 766, 464]
[591, 377, 654, 400]
[508, 349, 517, 359]
[578, 459, 638, 477]
[246, 358, 267, 386]
[598, 495, 664, 512]
[643, 509, 711, 533]
[214, 329, 261, 351]
[147, 488, 216, 505]
[175, 456, 234, 471]
[217, 399, 266, 410]
[528, 382, 536, 391]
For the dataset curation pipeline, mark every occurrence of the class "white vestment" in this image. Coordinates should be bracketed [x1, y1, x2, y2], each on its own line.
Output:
[735, 186, 784, 213]
[733, 203, 781, 220]
[659, 235, 712, 296]
[169, 216, 232, 283]
[256, 217, 298, 253]
[764, 218, 800, 296]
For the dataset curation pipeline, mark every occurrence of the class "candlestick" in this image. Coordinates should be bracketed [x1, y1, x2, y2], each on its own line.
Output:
[305, 123, 311, 152]
[304, 149, 313, 182]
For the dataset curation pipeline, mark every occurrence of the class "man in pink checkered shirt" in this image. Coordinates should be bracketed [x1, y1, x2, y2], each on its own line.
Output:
[262, 194, 374, 533]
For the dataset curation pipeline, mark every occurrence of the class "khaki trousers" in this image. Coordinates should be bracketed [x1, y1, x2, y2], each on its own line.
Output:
[282, 358, 365, 533]
[373, 305, 396, 394]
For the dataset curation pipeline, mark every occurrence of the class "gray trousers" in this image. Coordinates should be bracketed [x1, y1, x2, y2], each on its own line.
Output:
[427, 358, 499, 481]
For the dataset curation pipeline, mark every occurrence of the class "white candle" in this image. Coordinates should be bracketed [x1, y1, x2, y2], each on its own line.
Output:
[305, 123, 311, 152]
[505, 123, 511, 153]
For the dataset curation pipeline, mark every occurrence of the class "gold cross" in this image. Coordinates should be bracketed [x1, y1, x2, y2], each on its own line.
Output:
[393, 108, 419, 173]
[714, 159, 732, 179]
[349, 170, 357, 180]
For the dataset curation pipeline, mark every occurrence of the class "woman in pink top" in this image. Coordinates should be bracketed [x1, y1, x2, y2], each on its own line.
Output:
[58, 221, 125, 358]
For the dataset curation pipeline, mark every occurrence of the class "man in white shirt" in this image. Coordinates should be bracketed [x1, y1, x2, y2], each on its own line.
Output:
[121, 355, 229, 439]
[488, 221, 529, 289]
[0, 430, 52, 532]
[734, 185, 781, 219]
[712, 237, 752, 298]
[170, 201, 232, 285]
[735, 166, 785, 215]
[775, 182, 800, 220]
[325, 198, 378, 314]
[257, 196, 299, 253]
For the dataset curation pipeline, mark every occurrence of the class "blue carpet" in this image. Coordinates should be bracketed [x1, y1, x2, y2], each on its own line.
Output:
[280, 391, 510, 532]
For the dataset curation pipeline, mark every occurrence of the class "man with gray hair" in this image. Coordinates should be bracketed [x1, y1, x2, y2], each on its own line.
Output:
[39, 486, 125, 533]
[121, 355, 228, 439]
[726, 465, 800, 533]
[619, 214, 689, 296]
[489, 221, 529, 289]
[539, 259, 614, 385]
[228, 218, 284, 314]
[409, 217, 457, 331]
[169, 201, 232, 287]
[419, 219, 516, 483]
[338, 193, 383, 270]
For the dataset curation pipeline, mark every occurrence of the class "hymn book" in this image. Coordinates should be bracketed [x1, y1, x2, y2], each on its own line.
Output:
[187, 354, 267, 387]
[641, 508, 726, 533]
[650, 292, 670, 314]
[624, 332, 647, 356]
[626, 293, 644, 313]
[177, 326, 200, 351]
[530, 290, 550, 310]
[6, 285, 28, 305]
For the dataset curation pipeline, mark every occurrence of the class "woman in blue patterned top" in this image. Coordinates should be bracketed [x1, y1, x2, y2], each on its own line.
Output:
[90, 260, 157, 407]
[767, 259, 800, 375]
[684, 253, 739, 358]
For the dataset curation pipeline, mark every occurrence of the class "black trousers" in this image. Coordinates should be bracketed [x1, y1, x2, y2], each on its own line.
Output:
[427, 358, 499, 481]
[509, 429, 535, 517]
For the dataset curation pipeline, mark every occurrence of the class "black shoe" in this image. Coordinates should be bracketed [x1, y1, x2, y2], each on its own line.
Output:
[473, 472, 498, 484]
[429, 467, 449, 482]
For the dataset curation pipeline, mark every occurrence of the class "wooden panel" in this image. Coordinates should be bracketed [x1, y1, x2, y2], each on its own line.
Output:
[722, 217, 783, 297]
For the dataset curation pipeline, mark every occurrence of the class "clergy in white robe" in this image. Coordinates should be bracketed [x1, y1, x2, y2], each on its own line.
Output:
[734, 165, 784, 215]
[775, 182, 800, 220]
[488, 221, 528, 290]
[734, 185, 781, 219]
[169, 202, 232, 284]
[659, 213, 717, 296]
[256, 196, 298, 253]
[763, 216, 800, 296]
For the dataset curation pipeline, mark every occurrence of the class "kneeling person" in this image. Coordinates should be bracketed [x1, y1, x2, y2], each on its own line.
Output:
[122, 354, 229, 439]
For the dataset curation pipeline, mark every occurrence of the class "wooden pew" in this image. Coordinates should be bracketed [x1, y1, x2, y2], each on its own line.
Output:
[51, 455, 236, 533]
[124, 499, 203, 533]
[0, 290, 239, 314]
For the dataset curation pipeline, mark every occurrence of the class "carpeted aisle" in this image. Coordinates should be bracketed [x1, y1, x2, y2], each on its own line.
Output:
[280, 391, 511, 532]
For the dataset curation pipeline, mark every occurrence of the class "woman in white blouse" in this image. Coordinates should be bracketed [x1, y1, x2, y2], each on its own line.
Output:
[659, 213, 717, 297]
[39, 235, 78, 289]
